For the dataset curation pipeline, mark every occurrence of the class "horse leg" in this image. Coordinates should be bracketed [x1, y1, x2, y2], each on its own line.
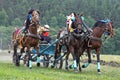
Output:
[54, 43, 62, 60]
[70, 47, 78, 72]
[65, 51, 69, 70]
[26, 46, 32, 69]
[64, 45, 69, 70]
[20, 47, 25, 58]
[51, 43, 62, 68]
[20, 47, 27, 66]
[13, 43, 20, 66]
[35, 45, 40, 67]
[96, 48, 101, 74]
[76, 56, 82, 72]
[82, 48, 91, 68]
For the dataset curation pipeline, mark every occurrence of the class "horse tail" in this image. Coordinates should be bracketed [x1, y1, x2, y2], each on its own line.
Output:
[12, 30, 16, 43]
[19, 37, 23, 49]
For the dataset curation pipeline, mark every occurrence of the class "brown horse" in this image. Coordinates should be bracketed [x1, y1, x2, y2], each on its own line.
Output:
[12, 10, 41, 68]
[81, 19, 115, 74]
[54, 13, 83, 72]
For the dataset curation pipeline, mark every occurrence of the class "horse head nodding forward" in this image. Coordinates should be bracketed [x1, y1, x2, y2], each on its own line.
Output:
[31, 10, 40, 24]
[92, 19, 115, 38]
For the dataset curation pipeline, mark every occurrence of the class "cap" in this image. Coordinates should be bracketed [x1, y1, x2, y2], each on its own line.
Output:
[44, 25, 50, 29]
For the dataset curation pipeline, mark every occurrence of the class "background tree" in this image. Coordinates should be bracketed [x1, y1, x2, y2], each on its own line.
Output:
[0, 0, 119, 54]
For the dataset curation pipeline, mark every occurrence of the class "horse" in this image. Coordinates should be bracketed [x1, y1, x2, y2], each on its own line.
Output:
[12, 10, 41, 68]
[81, 19, 115, 74]
[54, 13, 84, 72]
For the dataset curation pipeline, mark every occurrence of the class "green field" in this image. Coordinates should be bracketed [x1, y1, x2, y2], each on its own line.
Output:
[0, 53, 120, 80]
[0, 62, 119, 80]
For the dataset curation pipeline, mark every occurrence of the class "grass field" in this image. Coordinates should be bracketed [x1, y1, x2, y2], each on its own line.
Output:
[0, 51, 120, 80]
[0, 62, 120, 80]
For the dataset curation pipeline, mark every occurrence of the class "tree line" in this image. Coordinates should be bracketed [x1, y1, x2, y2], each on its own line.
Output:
[0, 0, 120, 55]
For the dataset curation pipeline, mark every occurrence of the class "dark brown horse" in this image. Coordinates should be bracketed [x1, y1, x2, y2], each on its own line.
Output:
[81, 19, 115, 74]
[12, 10, 41, 68]
[54, 13, 83, 72]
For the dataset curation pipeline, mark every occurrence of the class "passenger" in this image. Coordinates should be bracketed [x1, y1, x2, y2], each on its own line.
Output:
[66, 12, 76, 33]
[41, 25, 51, 43]
[22, 9, 35, 34]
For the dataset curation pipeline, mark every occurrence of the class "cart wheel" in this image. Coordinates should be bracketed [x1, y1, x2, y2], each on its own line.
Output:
[43, 55, 49, 67]
[55, 59, 63, 69]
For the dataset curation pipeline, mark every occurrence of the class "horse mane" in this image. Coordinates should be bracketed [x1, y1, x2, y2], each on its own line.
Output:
[92, 21, 106, 29]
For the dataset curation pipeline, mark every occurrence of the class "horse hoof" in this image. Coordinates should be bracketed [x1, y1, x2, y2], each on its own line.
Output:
[65, 67, 69, 70]
[65, 67, 69, 71]
[74, 68, 78, 73]
[16, 63, 20, 66]
[69, 65, 73, 69]
[8, 51, 11, 53]
[82, 65, 86, 68]
[37, 63, 40, 67]
[65, 69, 69, 72]
[29, 67, 32, 69]
[98, 72, 101, 75]
[24, 64, 27, 67]
[51, 65, 54, 68]
[79, 69, 82, 72]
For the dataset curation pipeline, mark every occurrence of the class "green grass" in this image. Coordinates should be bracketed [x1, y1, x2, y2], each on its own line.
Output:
[0, 62, 120, 80]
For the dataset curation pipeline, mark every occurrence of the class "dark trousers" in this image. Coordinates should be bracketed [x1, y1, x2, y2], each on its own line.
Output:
[41, 36, 51, 43]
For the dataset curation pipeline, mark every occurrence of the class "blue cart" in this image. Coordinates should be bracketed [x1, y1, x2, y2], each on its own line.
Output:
[23, 35, 67, 68]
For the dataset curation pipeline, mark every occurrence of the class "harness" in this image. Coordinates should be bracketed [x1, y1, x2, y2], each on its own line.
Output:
[29, 14, 32, 21]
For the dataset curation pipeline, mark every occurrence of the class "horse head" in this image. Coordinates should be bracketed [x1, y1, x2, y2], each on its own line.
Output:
[92, 19, 115, 38]
[72, 13, 83, 30]
[66, 13, 83, 33]
[31, 10, 40, 24]
[29, 10, 40, 34]
[105, 19, 115, 37]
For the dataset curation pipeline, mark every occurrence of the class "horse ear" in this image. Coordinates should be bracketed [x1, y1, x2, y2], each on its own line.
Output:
[110, 17, 113, 22]
[36, 10, 40, 15]
[78, 14, 80, 16]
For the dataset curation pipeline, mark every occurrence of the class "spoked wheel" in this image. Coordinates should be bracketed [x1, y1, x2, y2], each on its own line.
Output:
[43, 55, 49, 67]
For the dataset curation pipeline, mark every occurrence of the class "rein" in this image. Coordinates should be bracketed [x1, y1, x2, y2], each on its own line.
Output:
[26, 33, 41, 39]
[27, 20, 40, 39]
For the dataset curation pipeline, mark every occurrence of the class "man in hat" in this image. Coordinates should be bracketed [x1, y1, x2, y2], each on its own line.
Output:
[22, 9, 35, 34]
[66, 12, 76, 33]
[41, 25, 51, 43]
